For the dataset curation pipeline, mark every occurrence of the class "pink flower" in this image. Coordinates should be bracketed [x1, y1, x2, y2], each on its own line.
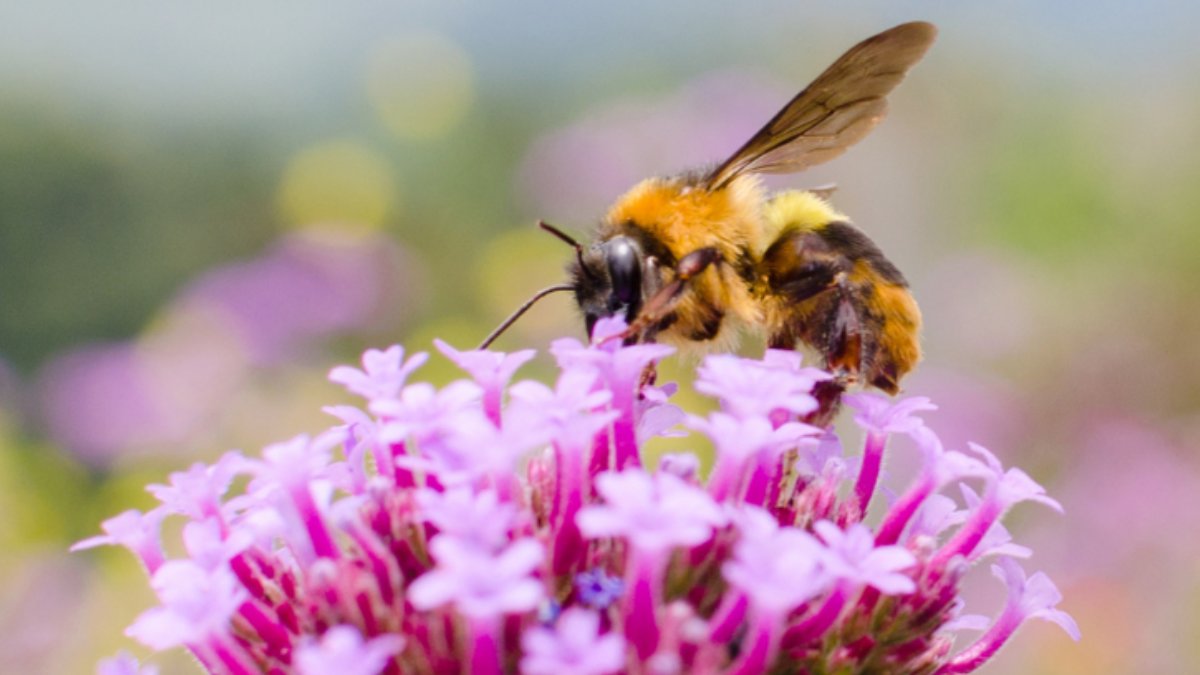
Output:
[72, 508, 167, 573]
[723, 508, 831, 613]
[521, 608, 626, 675]
[408, 536, 545, 618]
[81, 335, 1072, 675]
[813, 521, 916, 594]
[97, 651, 158, 675]
[294, 626, 404, 675]
[329, 345, 427, 401]
[126, 560, 246, 650]
[577, 469, 726, 553]
[937, 558, 1079, 674]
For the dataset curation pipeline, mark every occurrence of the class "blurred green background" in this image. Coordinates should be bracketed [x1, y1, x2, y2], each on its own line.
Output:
[2, 1, 1198, 672]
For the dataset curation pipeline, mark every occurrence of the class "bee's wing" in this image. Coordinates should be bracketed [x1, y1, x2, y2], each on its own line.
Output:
[705, 21, 936, 191]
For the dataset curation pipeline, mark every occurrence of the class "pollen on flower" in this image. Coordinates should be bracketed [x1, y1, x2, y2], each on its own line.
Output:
[78, 329, 1075, 674]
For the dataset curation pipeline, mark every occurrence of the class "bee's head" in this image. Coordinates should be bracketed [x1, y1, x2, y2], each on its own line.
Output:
[570, 235, 646, 337]
[478, 222, 667, 350]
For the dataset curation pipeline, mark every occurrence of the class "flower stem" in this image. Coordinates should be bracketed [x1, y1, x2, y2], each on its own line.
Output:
[782, 581, 851, 649]
[623, 549, 663, 659]
[853, 431, 886, 517]
[469, 615, 502, 675]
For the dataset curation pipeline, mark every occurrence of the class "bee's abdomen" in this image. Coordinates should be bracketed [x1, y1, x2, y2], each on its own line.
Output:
[757, 216, 921, 394]
[816, 221, 907, 286]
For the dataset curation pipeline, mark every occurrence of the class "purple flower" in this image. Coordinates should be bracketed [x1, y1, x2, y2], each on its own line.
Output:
[906, 493, 967, 542]
[416, 487, 515, 550]
[508, 368, 614, 452]
[844, 392, 937, 435]
[844, 394, 937, 517]
[435, 339, 535, 424]
[723, 508, 830, 613]
[521, 608, 626, 675]
[695, 351, 825, 421]
[813, 521, 916, 594]
[957, 484, 1033, 561]
[329, 345, 427, 401]
[932, 443, 1063, 568]
[247, 434, 340, 561]
[294, 626, 405, 675]
[575, 568, 626, 610]
[938, 558, 1079, 674]
[97, 651, 158, 675]
[126, 560, 246, 650]
[687, 412, 819, 503]
[146, 451, 247, 523]
[657, 452, 700, 482]
[71, 508, 167, 573]
[84, 331, 1070, 675]
[373, 381, 483, 459]
[577, 469, 726, 553]
[995, 559, 1079, 639]
[688, 413, 819, 468]
[181, 518, 252, 571]
[408, 536, 545, 618]
[550, 317, 674, 469]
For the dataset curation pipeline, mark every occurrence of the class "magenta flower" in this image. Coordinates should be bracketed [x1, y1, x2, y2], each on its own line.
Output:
[79, 328, 1072, 674]
[294, 625, 404, 675]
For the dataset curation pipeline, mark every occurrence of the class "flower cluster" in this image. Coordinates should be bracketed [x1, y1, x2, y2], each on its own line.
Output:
[80, 318, 1077, 674]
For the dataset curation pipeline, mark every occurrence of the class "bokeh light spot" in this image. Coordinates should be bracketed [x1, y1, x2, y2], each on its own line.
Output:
[366, 32, 475, 141]
[277, 139, 398, 233]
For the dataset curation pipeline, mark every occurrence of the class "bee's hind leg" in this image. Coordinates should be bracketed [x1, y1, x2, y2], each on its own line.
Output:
[771, 274, 864, 428]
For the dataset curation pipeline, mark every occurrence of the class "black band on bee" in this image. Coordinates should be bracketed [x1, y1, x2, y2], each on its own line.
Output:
[819, 221, 908, 286]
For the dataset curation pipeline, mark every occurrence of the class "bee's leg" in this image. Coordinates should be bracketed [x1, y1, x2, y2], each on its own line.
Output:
[826, 274, 864, 383]
[637, 361, 658, 395]
[805, 379, 847, 428]
[615, 247, 722, 343]
[804, 276, 868, 427]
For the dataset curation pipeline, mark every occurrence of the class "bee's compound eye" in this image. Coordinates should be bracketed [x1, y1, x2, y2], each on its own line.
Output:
[606, 238, 642, 306]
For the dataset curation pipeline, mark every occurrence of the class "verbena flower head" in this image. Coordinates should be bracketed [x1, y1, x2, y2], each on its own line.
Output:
[81, 327, 1075, 674]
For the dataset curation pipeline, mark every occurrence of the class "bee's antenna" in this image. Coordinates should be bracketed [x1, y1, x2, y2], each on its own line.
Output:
[478, 283, 575, 350]
[539, 220, 597, 281]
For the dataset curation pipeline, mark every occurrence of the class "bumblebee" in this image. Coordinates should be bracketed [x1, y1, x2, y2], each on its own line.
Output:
[485, 22, 935, 407]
